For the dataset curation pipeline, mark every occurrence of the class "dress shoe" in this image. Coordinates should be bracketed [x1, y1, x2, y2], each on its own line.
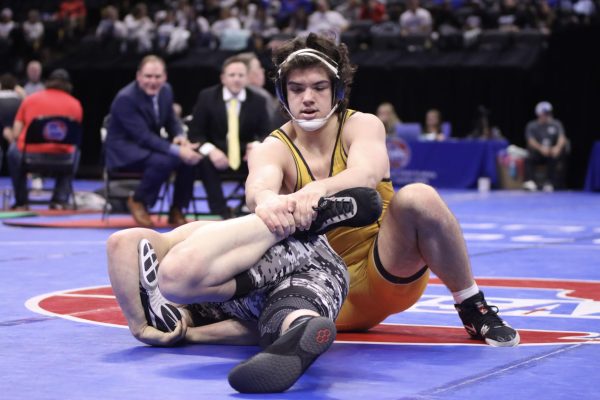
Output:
[168, 206, 187, 226]
[49, 202, 70, 210]
[127, 196, 154, 227]
[10, 204, 30, 211]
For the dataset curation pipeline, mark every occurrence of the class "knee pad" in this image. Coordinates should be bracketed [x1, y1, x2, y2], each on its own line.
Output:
[257, 286, 319, 348]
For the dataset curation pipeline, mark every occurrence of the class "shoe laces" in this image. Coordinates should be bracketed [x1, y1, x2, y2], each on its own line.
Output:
[314, 197, 354, 222]
[468, 302, 504, 328]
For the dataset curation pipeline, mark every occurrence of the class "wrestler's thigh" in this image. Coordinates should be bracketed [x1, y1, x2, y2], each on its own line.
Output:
[162, 220, 215, 250]
[377, 197, 426, 278]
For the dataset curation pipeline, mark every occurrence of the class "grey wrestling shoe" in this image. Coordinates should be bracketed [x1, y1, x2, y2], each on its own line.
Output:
[455, 291, 520, 347]
[138, 239, 182, 332]
[228, 316, 336, 393]
[294, 187, 382, 239]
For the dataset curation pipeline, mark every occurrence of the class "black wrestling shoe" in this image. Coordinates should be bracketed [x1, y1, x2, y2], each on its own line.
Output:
[455, 291, 520, 347]
[228, 316, 336, 393]
[138, 239, 182, 332]
[295, 187, 382, 239]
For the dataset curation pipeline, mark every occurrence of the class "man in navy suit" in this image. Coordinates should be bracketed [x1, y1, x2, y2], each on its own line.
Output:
[106, 55, 201, 227]
[189, 54, 270, 218]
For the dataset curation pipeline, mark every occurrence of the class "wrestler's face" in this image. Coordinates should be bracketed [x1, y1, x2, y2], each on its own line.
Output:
[137, 61, 167, 96]
[221, 61, 247, 96]
[286, 66, 333, 120]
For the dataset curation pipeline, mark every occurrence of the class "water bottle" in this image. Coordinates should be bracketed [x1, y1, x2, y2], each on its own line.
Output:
[509, 158, 516, 179]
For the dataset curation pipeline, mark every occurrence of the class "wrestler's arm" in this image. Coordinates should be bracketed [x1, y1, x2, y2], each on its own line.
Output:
[185, 319, 260, 345]
[245, 138, 298, 236]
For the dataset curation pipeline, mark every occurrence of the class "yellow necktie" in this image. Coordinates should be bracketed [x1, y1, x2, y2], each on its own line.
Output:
[227, 98, 240, 170]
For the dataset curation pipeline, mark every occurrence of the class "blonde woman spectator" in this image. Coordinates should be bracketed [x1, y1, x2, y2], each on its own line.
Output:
[376, 102, 402, 136]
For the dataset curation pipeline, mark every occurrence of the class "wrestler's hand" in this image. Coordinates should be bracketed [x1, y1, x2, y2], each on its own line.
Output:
[255, 193, 297, 239]
[133, 320, 187, 347]
[290, 181, 327, 231]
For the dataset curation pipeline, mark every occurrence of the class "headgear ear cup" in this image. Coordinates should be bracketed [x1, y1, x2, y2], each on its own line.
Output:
[275, 77, 286, 105]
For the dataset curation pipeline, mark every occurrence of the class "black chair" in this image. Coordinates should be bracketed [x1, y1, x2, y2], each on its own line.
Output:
[22, 115, 82, 209]
[100, 115, 171, 221]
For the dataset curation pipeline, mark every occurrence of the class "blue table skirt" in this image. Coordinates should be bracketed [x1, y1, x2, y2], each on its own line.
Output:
[584, 141, 600, 192]
[387, 139, 509, 189]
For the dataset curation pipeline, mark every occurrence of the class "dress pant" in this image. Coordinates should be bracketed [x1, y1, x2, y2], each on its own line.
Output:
[7, 143, 80, 206]
[525, 149, 560, 185]
[196, 157, 247, 216]
[113, 151, 195, 209]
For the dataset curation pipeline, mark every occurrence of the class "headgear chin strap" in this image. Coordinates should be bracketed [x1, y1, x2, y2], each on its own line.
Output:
[275, 48, 345, 131]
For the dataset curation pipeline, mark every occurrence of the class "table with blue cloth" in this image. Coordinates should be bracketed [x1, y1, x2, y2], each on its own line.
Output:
[387, 138, 509, 189]
[584, 141, 600, 192]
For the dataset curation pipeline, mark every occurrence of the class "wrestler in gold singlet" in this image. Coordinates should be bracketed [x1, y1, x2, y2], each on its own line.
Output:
[270, 109, 430, 331]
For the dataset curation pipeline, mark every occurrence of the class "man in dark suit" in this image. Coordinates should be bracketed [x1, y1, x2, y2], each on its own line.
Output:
[106, 55, 201, 227]
[189, 54, 270, 218]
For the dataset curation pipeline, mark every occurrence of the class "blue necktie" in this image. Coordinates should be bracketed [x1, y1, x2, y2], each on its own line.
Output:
[152, 96, 160, 124]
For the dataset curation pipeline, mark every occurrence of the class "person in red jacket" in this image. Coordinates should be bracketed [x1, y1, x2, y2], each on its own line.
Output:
[4, 68, 82, 210]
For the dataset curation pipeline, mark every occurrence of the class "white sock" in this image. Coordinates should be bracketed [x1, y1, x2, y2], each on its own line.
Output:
[452, 283, 479, 304]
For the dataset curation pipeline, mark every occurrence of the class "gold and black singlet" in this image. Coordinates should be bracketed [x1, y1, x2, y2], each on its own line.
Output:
[269, 109, 395, 269]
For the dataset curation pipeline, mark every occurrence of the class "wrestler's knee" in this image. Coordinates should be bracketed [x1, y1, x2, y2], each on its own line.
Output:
[106, 228, 149, 257]
[390, 183, 444, 216]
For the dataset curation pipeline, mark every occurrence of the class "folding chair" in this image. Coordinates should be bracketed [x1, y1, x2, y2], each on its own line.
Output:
[190, 170, 246, 218]
[22, 115, 82, 209]
[100, 114, 171, 221]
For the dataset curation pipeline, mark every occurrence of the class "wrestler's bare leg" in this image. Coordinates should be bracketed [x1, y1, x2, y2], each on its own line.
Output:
[377, 183, 474, 291]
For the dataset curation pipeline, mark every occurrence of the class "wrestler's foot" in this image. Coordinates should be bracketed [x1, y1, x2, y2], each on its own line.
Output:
[295, 187, 382, 239]
[228, 316, 336, 393]
[455, 291, 520, 347]
[138, 239, 182, 332]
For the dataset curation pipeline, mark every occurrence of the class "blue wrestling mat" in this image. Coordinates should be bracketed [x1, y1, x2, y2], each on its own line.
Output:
[1, 184, 599, 399]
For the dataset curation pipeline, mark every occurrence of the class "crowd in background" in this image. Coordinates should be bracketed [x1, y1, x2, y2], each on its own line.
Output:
[0, 0, 599, 74]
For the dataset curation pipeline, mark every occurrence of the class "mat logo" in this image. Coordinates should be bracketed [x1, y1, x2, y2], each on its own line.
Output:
[386, 137, 411, 169]
[415, 277, 600, 319]
[25, 277, 600, 346]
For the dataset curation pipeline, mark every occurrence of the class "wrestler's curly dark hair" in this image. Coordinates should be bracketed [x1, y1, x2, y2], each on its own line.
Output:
[271, 33, 357, 120]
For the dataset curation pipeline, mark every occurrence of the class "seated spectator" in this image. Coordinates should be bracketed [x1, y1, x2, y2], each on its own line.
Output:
[57, 0, 87, 39]
[23, 60, 45, 96]
[22, 9, 45, 53]
[496, 0, 536, 32]
[307, 0, 349, 41]
[105, 55, 201, 226]
[422, 108, 446, 141]
[522, 101, 568, 192]
[211, 6, 248, 50]
[0, 73, 23, 170]
[0, 8, 16, 42]
[359, 0, 388, 24]
[245, 3, 279, 50]
[4, 69, 82, 210]
[155, 9, 190, 55]
[124, 3, 155, 53]
[399, 0, 433, 36]
[467, 105, 505, 140]
[238, 51, 286, 130]
[189, 54, 269, 218]
[376, 101, 402, 136]
[95, 5, 127, 44]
